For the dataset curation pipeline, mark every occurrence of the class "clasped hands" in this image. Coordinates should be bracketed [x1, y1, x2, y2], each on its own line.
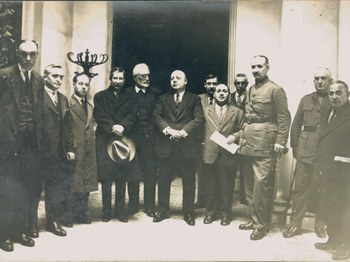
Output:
[112, 124, 124, 136]
[166, 128, 187, 141]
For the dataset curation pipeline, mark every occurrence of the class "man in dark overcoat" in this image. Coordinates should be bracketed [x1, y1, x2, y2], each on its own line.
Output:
[94, 67, 139, 223]
[314, 80, 350, 261]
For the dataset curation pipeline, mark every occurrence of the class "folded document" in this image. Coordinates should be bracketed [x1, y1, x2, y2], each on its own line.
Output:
[210, 131, 239, 155]
[334, 155, 350, 164]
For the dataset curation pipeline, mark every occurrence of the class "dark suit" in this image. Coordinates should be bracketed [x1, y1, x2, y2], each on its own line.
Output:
[202, 104, 244, 217]
[40, 89, 75, 224]
[316, 102, 350, 249]
[94, 86, 140, 217]
[153, 90, 204, 213]
[125, 86, 161, 211]
[0, 65, 44, 239]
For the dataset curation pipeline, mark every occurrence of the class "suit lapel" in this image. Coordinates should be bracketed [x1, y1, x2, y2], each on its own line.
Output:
[70, 95, 87, 123]
[8, 66, 23, 107]
[165, 93, 178, 116]
[220, 106, 235, 128]
[177, 91, 190, 116]
[44, 90, 58, 114]
[86, 101, 93, 128]
[319, 104, 350, 140]
[31, 72, 43, 105]
[206, 105, 221, 128]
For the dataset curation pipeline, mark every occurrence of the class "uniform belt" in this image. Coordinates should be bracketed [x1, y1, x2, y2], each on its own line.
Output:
[246, 116, 273, 124]
[303, 126, 319, 132]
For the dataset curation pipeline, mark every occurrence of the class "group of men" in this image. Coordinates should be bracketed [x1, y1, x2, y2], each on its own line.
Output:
[0, 40, 349, 261]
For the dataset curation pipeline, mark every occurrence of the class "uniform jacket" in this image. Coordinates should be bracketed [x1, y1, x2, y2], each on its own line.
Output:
[69, 95, 98, 192]
[153, 90, 204, 159]
[238, 77, 291, 157]
[291, 92, 330, 163]
[202, 104, 244, 165]
[39, 89, 75, 162]
[230, 91, 247, 110]
[93, 85, 138, 181]
[0, 65, 44, 160]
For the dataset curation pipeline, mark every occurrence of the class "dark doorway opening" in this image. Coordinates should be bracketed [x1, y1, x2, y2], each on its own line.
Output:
[112, 1, 230, 94]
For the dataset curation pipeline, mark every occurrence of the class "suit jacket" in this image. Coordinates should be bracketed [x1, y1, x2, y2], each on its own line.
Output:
[93, 85, 138, 181]
[69, 95, 98, 192]
[202, 104, 244, 166]
[153, 90, 204, 159]
[230, 91, 247, 110]
[39, 89, 74, 162]
[198, 93, 214, 108]
[0, 65, 44, 160]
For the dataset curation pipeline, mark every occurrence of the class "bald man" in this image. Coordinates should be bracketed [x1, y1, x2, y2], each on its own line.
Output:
[283, 68, 331, 239]
[153, 70, 204, 226]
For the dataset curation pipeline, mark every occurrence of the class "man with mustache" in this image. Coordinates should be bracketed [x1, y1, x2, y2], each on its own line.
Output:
[153, 70, 204, 226]
[238, 55, 291, 240]
[202, 83, 244, 225]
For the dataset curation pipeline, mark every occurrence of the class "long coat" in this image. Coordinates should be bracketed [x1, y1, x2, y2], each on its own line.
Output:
[153, 90, 204, 159]
[93, 85, 139, 181]
[69, 95, 98, 192]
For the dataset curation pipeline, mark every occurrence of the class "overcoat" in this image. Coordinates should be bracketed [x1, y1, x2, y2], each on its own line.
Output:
[69, 95, 98, 192]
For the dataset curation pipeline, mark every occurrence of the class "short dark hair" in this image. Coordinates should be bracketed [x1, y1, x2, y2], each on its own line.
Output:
[43, 64, 62, 76]
[109, 67, 125, 80]
[204, 73, 217, 81]
[332, 80, 349, 92]
[17, 40, 39, 51]
[73, 72, 90, 84]
[253, 55, 269, 65]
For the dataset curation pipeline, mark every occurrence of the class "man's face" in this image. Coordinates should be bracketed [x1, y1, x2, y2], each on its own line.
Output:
[204, 77, 218, 95]
[314, 69, 332, 96]
[251, 57, 269, 81]
[170, 70, 187, 92]
[134, 66, 150, 89]
[328, 83, 349, 108]
[111, 71, 125, 91]
[17, 41, 38, 72]
[234, 76, 248, 95]
[214, 84, 229, 106]
[74, 74, 90, 98]
[44, 67, 64, 91]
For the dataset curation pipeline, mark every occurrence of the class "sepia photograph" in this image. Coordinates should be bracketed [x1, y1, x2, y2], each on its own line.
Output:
[0, 0, 350, 261]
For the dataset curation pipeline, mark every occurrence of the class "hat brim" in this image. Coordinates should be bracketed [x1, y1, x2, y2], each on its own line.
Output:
[107, 136, 136, 163]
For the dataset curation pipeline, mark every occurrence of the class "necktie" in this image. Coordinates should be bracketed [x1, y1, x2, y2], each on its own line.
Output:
[236, 95, 242, 107]
[328, 111, 336, 125]
[82, 98, 87, 114]
[175, 93, 180, 112]
[219, 106, 224, 117]
[24, 71, 30, 87]
[52, 91, 57, 105]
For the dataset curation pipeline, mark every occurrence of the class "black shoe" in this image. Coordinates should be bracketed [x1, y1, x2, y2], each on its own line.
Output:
[203, 215, 217, 224]
[315, 226, 327, 238]
[283, 226, 302, 238]
[16, 234, 35, 247]
[220, 217, 231, 226]
[0, 239, 14, 252]
[315, 241, 334, 251]
[250, 228, 266, 240]
[46, 221, 67, 237]
[76, 216, 91, 224]
[29, 224, 39, 238]
[116, 213, 128, 223]
[194, 201, 205, 209]
[153, 210, 169, 223]
[145, 208, 155, 217]
[102, 214, 111, 222]
[184, 213, 195, 226]
[333, 248, 350, 260]
[239, 221, 254, 230]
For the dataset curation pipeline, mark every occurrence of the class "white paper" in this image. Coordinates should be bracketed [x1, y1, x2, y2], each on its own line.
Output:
[210, 131, 239, 155]
[334, 155, 350, 163]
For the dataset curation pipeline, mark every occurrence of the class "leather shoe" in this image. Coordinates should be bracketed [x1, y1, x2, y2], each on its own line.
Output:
[116, 213, 128, 223]
[283, 226, 302, 238]
[16, 234, 35, 247]
[203, 215, 217, 224]
[29, 224, 39, 238]
[0, 239, 14, 252]
[221, 217, 231, 226]
[145, 208, 155, 217]
[250, 228, 266, 240]
[333, 248, 350, 260]
[46, 221, 67, 237]
[315, 241, 334, 251]
[184, 213, 195, 226]
[194, 201, 205, 209]
[153, 211, 169, 223]
[239, 221, 254, 230]
[102, 214, 111, 222]
[315, 226, 327, 238]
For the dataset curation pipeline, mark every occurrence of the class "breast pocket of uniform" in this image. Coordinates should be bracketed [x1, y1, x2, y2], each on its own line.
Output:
[297, 131, 317, 158]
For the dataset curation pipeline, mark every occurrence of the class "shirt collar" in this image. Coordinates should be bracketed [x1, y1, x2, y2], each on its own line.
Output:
[135, 86, 146, 94]
[18, 64, 32, 81]
[74, 94, 85, 104]
[45, 85, 57, 95]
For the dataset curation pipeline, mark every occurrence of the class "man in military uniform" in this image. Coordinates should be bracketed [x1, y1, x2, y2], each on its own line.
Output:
[238, 55, 291, 240]
[283, 68, 331, 239]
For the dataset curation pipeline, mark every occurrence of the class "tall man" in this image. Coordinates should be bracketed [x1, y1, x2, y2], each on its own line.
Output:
[94, 67, 139, 223]
[0, 40, 43, 251]
[40, 64, 75, 236]
[283, 68, 331, 239]
[125, 63, 160, 217]
[196, 73, 218, 209]
[202, 84, 244, 226]
[238, 55, 291, 240]
[66, 73, 98, 225]
[314, 81, 350, 261]
[153, 70, 204, 226]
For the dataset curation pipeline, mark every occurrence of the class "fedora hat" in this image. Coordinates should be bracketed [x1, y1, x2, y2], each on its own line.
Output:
[107, 136, 136, 163]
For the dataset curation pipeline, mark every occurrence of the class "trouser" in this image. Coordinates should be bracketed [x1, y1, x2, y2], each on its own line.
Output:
[196, 160, 206, 205]
[204, 153, 237, 217]
[157, 147, 196, 214]
[236, 155, 247, 204]
[70, 192, 90, 220]
[243, 155, 275, 230]
[290, 161, 324, 229]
